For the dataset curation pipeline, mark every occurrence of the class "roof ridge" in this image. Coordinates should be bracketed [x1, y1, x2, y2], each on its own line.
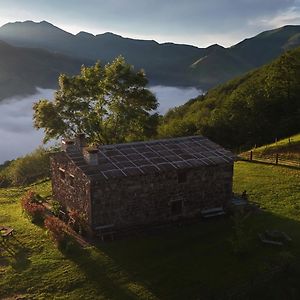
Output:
[98, 135, 205, 149]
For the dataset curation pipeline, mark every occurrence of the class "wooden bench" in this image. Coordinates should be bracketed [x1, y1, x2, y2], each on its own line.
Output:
[0, 226, 14, 241]
[258, 233, 283, 246]
[95, 224, 115, 241]
[201, 207, 226, 218]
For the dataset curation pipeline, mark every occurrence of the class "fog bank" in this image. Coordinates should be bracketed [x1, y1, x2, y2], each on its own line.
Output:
[0, 88, 55, 163]
[0, 86, 202, 163]
[151, 85, 202, 114]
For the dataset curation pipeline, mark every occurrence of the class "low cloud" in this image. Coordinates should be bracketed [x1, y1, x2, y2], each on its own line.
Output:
[0, 86, 202, 163]
[0, 88, 55, 163]
[150, 86, 202, 114]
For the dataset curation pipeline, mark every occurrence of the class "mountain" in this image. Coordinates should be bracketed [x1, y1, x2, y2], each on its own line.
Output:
[1, 21, 300, 100]
[189, 25, 300, 87]
[0, 21, 206, 87]
[0, 40, 86, 100]
[158, 47, 300, 149]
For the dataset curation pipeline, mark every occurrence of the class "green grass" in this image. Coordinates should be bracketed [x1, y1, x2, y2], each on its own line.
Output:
[244, 133, 300, 161]
[1, 162, 300, 299]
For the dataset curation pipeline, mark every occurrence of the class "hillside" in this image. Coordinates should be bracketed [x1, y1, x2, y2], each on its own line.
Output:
[0, 40, 86, 100]
[1, 162, 300, 298]
[159, 47, 300, 149]
[241, 134, 300, 163]
[1, 21, 300, 99]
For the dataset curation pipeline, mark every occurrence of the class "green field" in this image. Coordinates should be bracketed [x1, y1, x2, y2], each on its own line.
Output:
[244, 134, 300, 161]
[1, 161, 300, 299]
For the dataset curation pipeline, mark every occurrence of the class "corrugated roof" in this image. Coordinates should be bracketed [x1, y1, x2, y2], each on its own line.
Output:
[66, 136, 234, 180]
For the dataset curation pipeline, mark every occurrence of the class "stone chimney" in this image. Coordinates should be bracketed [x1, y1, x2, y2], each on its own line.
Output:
[62, 139, 76, 152]
[85, 148, 99, 166]
[75, 133, 86, 150]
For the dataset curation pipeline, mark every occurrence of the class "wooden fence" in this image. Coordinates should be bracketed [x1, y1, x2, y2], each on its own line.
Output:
[239, 151, 300, 168]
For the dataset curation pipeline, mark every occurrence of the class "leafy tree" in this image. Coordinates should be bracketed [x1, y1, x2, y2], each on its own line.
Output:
[33, 56, 159, 144]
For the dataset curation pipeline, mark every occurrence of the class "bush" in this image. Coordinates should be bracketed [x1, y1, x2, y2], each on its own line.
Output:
[44, 216, 69, 249]
[68, 209, 88, 235]
[0, 173, 12, 188]
[21, 190, 46, 224]
[3, 147, 51, 186]
[51, 201, 62, 217]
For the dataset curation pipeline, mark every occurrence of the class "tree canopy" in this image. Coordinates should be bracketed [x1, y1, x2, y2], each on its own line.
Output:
[33, 56, 159, 145]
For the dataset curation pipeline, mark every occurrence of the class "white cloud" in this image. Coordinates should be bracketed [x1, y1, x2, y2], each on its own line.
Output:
[249, 5, 300, 30]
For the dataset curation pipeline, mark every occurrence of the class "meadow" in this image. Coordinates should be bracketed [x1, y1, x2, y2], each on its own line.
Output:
[1, 161, 300, 299]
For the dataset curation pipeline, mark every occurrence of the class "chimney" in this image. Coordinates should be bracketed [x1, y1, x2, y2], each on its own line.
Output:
[75, 133, 86, 150]
[85, 148, 99, 165]
[62, 139, 76, 152]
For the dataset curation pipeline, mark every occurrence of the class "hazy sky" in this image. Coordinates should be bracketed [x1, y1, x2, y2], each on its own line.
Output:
[0, 0, 300, 47]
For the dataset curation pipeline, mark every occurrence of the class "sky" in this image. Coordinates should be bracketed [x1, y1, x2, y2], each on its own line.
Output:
[0, 0, 300, 47]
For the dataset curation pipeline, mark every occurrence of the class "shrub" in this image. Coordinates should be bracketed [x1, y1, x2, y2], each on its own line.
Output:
[68, 209, 88, 235]
[4, 147, 51, 186]
[51, 200, 62, 217]
[0, 173, 12, 188]
[21, 190, 46, 224]
[44, 216, 69, 249]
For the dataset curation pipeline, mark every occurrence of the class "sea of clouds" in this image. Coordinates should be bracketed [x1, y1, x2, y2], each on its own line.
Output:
[0, 86, 202, 163]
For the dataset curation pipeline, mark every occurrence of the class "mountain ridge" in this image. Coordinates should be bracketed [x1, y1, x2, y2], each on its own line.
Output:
[1, 21, 300, 100]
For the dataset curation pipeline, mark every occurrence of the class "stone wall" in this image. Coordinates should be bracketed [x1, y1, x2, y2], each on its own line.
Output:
[50, 153, 92, 226]
[90, 163, 233, 229]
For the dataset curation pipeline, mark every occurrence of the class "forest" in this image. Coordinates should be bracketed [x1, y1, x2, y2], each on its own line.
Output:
[158, 48, 300, 150]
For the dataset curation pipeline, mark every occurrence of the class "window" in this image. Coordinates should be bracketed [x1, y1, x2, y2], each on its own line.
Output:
[171, 200, 183, 216]
[177, 171, 187, 183]
[59, 168, 65, 181]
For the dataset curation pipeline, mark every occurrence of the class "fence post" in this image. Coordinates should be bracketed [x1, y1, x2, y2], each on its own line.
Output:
[250, 151, 253, 161]
[276, 153, 279, 165]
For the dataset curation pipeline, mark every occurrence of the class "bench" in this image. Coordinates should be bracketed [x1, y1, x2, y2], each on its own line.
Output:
[265, 230, 292, 243]
[0, 226, 14, 241]
[95, 224, 115, 241]
[201, 207, 226, 218]
[258, 233, 283, 246]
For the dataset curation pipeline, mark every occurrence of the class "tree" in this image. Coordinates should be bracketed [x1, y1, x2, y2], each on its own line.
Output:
[33, 56, 159, 144]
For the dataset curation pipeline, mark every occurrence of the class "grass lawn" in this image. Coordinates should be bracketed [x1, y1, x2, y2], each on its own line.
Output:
[1, 161, 300, 299]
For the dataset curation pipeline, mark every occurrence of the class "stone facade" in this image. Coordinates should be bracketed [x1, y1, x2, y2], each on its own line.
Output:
[90, 164, 233, 229]
[51, 152, 92, 225]
[51, 136, 234, 232]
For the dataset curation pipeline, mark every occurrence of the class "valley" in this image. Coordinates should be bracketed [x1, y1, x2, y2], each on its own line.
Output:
[0, 86, 201, 163]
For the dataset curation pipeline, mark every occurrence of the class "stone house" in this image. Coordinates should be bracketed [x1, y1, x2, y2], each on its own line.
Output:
[51, 135, 234, 234]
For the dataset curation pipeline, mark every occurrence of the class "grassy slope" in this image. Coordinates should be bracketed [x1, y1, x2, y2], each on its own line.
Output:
[1, 162, 300, 299]
[247, 133, 300, 161]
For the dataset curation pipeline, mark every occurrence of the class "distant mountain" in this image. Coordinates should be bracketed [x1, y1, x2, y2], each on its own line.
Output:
[159, 47, 300, 149]
[1, 21, 300, 100]
[0, 40, 85, 100]
[0, 21, 206, 87]
[189, 25, 300, 87]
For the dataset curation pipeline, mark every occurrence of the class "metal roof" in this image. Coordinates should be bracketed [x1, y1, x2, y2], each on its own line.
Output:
[66, 136, 234, 180]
